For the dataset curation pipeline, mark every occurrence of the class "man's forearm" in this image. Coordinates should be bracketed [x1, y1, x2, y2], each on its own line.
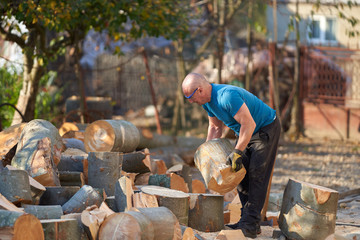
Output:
[206, 126, 222, 141]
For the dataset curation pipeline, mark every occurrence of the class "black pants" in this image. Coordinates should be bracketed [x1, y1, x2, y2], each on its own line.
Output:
[236, 117, 281, 231]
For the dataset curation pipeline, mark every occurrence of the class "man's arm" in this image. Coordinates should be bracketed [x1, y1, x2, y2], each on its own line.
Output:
[206, 116, 223, 141]
[233, 103, 256, 151]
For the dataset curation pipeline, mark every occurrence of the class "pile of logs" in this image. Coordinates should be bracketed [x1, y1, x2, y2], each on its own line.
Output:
[0, 119, 245, 239]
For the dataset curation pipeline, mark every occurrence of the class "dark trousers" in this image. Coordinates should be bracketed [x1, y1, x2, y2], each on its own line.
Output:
[237, 117, 281, 231]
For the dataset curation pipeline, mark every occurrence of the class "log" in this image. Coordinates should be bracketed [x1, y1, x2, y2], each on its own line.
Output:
[62, 185, 103, 214]
[23, 204, 63, 219]
[11, 119, 65, 186]
[41, 219, 82, 240]
[215, 230, 247, 240]
[148, 174, 170, 188]
[62, 138, 86, 152]
[181, 226, 196, 240]
[114, 176, 134, 212]
[84, 120, 140, 153]
[88, 152, 123, 196]
[133, 192, 159, 208]
[0, 169, 32, 205]
[59, 171, 85, 187]
[59, 122, 87, 137]
[98, 211, 155, 240]
[58, 148, 88, 172]
[134, 172, 151, 186]
[170, 173, 189, 193]
[105, 196, 118, 212]
[81, 205, 113, 240]
[60, 213, 88, 240]
[141, 185, 190, 226]
[138, 130, 177, 149]
[122, 151, 150, 173]
[151, 159, 168, 175]
[5, 165, 46, 204]
[0, 210, 44, 240]
[278, 178, 339, 240]
[137, 207, 182, 240]
[0, 123, 27, 162]
[191, 179, 206, 194]
[39, 186, 80, 205]
[61, 130, 85, 142]
[194, 138, 246, 195]
[0, 193, 24, 212]
[188, 193, 224, 232]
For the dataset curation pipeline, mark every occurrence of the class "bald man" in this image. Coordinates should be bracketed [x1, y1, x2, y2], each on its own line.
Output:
[182, 73, 280, 238]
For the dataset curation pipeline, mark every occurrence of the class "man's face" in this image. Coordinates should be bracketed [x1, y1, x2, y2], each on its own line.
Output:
[184, 87, 203, 105]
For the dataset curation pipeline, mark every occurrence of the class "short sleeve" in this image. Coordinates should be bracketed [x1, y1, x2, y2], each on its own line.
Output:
[220, 90, 244, 117]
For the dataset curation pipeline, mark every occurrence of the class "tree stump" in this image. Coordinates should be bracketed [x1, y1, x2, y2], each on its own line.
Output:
[0, 169, 32, 205]
[23, 204, 63, 219]
[41, 219, 82, 240]
[88, 152, 123, 196]
[0, 210, 44, 240]
[84, 120, 140, 153]
[141, 185, 190, 226]
[138, 207, 181, 240]
[188, 193, 224, 232]
[278, 179, 339, 240]
[194, 138, 246, 195]
[62, 185, 103, 214]
[11, 119, 65, 186]
[39, 186, 80, 205]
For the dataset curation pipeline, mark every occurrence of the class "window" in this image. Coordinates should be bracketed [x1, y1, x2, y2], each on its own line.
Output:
[308, 15, 337, 44]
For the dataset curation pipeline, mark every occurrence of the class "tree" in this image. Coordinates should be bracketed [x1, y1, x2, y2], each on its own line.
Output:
[0, 0, 189, 124]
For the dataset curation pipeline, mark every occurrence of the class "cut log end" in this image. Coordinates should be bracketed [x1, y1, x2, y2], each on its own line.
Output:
[208, 167, 246, 195]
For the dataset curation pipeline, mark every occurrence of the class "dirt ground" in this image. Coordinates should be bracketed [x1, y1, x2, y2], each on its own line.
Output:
[194, 137, 360, 239]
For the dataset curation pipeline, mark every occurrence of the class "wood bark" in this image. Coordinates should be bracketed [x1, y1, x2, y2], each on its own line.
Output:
[0, 169, 32, 205]
[141, 185, 190, 226]
[11, 119, 65, 186]
[105, 196, 118, 212]
[58, 148, 88, 172]
[63, 138, 86, 152]
[59, 171, 85, 187]
[194, 138, 246, 195]
[88, 152, 123, 196]
[188, 193, 224, 232]
[81, 204, 113, 240]
[62, 185, 103, 214]
[41, 219, 83, 240]
[0, 210, 44, 240]
[39, 186, 80, 205]
[84, 120, 140, 153]
[23, 204, 63, 219]
[60, 213, 88, 240]
[122, 151, 150, 173]
[278, 178, 339, 240]
[0, 123, 26, 161]
[138, 207, 182, 240]
[114, 176, 135, 212]
[98, 211, 155, 240]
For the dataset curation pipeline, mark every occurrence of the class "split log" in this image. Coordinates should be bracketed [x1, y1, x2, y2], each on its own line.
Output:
[170, 173, 189, 193]
[191, 179, 206, 194]
[5, 165, 46, 204]
[181, 226, 196, 240]
[61, 130, 85, 142]
[122, 151, 150, 173]
[133, 192, 159, 208]
[23, 204, 63, 219]
[215, 230, 246, 240]
[59, 122, 87, 136]
[0, 210, 44, 240]
[188, 193, 224, 232]
[114, 176, 134, 212]
[0, 169, 32, 205]
[88, 152, 123, 196]
[84, 120, 140, 153]
[148, 174, 170, 188]
[138, 207, 181, 240]
[41, 219, 82, 240]
[0, 193, 24, 212]
[141, 185, 190, 226]
[59, 171, 85, 187]
[278, 178, 339, 240]
[60, 213, 88, 240]
[11, 119, 65, 186]
[62, 138, 86, 152]
[62, 185, 103, 214]
[58, 148, 88, 172]
[105, 196, 118, 212]
[39, 186, 80, 205]
[98, 211, 155, 240]
[81, 205, 113, 240]
[0, 123, 27, 162]
[151, 159, 168, 175]
[194, 138, 246, 195]
[134, 172, 151, 186]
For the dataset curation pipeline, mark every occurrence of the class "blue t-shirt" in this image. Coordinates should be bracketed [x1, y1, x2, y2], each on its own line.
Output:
[202, 84, 276, 135]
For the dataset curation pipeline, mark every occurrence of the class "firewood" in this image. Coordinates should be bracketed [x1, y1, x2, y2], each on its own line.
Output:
[114, 176, 134, 212]
[41, 219, 83, 240]
[62, 138, 86, 152]
[170, 173, 189, 193]
[148, 174, 170, 188]
[141, 185, 190, 226]
[278, 178, 339, 240]
[60, 213, 88, 240]
[62, 185, 103, 214]
[122, 151, 150, 173]
[181, 226, 196, 240]
[215, 229, 247, 240]
[59, 171, 85, 187]
[134, 172, 151, 186]
[0, 210, 44, 240]
[23, 204, 63, 219]
[104, 196, 118, 212]
[194, 138, 246, 195]
[81, 204, 113, 240]
[0, 169, 32, 205]
[191, 179, 206, 194]
[152, 159, 168, 174]
[88, 152, 123, 196]
[11, 119, 65, 186]
[138, 131, 177, 149]
[5, 165, 46, 204]
[58, 148, 88, 172]
[62, 130, 85, 142]
[59, 122, 87, 137]
[84, 120, 140, 153]
[133, 192, 159, 209]
[0, 123, 26, 161]
[180, 165, 193, 193]
[39, 186, 80, 205]
[0, 193, 24, 212]
[188, 193, 224, 232]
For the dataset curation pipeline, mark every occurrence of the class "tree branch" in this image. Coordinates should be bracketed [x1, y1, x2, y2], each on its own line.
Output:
[0, 25, 26, 48]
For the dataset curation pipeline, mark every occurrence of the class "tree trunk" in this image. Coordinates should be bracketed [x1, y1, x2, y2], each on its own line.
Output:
[23, 204, 63, 220]
[0, 169, 32, 205]
[0, 210, 44, 240]
[84, 120, 140, 153]
[278, 178, 339, 240]
[41, 219, 83, 240]
[39, 186, 80, 205]
[194, 138, 246, 195]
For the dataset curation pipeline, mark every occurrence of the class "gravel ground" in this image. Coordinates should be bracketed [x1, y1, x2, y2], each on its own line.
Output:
[194, 137, 360, 239]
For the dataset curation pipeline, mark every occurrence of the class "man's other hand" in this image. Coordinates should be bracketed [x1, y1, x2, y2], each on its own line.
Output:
[226, 149, 244, 172]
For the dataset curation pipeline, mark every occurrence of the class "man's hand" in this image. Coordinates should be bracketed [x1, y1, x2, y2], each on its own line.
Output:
[226, 149, 245, 172]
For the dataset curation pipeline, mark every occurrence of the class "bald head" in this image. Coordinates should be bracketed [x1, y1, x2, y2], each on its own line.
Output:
[182, 73, 212, 105]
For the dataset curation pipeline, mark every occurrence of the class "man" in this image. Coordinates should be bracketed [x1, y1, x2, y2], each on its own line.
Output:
[182, 73, 280, 238]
